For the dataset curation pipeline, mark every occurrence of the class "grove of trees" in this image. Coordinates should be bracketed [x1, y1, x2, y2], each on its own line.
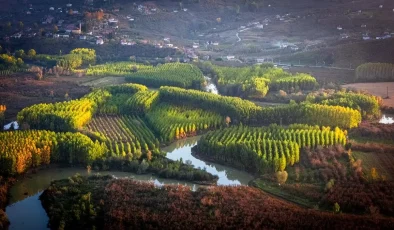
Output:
[0, 130, 107, 175]
[355, 63, 394, 82]
[195, 124, 347, 173]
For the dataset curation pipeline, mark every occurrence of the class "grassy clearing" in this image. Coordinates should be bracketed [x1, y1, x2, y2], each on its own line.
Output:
[352, 151, 394, 180]
[251, 178, 321, 209]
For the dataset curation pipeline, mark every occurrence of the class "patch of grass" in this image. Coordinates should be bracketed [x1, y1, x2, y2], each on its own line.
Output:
[352, 151, 394, 180]
[251, 178, 321, 209]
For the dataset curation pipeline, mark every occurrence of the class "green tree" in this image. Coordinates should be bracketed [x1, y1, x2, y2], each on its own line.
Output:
[333, 202, 340, 214]
[17, 58, 24, 66]
[28, 49, 36, 57]
[18, 21, 24, 30]
[15, 49, 25, 58]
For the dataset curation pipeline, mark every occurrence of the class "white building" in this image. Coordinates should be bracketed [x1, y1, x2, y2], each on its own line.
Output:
[96, 38, 104, 45]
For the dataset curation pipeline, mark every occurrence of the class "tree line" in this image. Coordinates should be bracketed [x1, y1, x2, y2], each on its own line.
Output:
[0, 130, 106, 175]
[195, 124, 347, 173]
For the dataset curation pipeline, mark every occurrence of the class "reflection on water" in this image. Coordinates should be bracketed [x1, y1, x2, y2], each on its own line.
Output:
[163, 136, 254, 186]
[6, 136, 253, 229]
[6, 168, 196, 230]
[380, 114, 394, 124]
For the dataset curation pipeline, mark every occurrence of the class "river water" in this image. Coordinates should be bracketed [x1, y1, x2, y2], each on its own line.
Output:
[5, 136, 253, 230]
[379, 114, 394, 124]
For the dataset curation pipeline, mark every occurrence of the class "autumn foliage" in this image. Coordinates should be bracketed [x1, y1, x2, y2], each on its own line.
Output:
[0, 105, 5, 126]
[40, 175, 394, 230]
[0, 130, 107, 175]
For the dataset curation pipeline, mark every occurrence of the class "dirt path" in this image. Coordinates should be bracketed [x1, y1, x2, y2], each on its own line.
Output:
[342, 82, 394, 107]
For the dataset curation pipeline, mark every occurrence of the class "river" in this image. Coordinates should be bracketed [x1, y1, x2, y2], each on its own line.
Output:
[379, 114, 394, 124]
[5, 136, 253, 230]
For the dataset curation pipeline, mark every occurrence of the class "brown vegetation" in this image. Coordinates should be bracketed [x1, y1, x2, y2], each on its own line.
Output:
[349, 121, 394, 140]
[321, 181, 394, 216]
[41, 175, 394, 230]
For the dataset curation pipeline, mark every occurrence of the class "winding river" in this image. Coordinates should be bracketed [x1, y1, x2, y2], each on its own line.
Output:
[5, 136, 253, 230]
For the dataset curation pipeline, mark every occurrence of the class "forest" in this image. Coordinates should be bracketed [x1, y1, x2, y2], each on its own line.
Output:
[39, 175, 394, 230]
[0, 46, 393, 229]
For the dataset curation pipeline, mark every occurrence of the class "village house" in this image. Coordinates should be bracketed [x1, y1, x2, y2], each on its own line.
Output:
[96, 38, 104, 45]
[226, 56, 235, 61]
[64, 23, 81, 34]
[11, 33, 22, 39]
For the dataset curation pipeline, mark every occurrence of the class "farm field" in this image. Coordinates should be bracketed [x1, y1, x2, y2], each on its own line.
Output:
[86, 115, 160, 157]
[353, 151, 394, 180]
[0, 74, 90, 121]
[342, 82, 394, 107]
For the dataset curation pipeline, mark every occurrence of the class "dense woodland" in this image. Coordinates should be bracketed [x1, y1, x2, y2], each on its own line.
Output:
[195, 125, 347, 173]
[355, 63, 394, 82]
[1, 46, 393, 229]
[40, 175, 394, 230]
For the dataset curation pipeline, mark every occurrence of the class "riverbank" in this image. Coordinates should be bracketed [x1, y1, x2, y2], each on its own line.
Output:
[3, 136, 254, 229]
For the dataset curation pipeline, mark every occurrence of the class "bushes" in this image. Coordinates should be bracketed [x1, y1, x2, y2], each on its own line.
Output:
[355, 63, 394, 82]
[0, 130, 107, 175]
[322, 181, 394, 216]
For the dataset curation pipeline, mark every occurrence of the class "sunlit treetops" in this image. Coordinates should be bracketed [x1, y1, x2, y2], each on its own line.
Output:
[202, 62, 317, 97]
[310, 91, 381, 119]
[0, 130, 107, 175]
[145, 103, 224, 143]
[17, 89, 111, 131]
[355, 62, 394, 82]
[86, 62, 205, 89]
[195, 125, 347, 173]
[159, 86, 361, 129]
[86, 115, 160, 159]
